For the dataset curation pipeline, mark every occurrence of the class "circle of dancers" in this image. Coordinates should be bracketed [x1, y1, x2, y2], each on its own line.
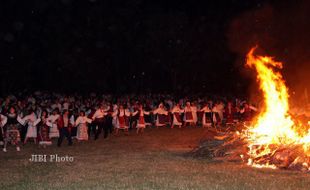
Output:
[0, 92, 259, 152]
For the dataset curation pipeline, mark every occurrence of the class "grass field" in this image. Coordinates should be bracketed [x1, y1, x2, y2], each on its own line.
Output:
[1, 127, 310, 190]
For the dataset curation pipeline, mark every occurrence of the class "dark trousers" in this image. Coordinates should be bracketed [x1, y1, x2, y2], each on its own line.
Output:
[95, 119, 109, 140]
[129, 116, 138, 129]
[0, 126, 4, 142]
[20, 125, 28, 142]
[57, 128, 72, 147]
[205, 113, 213, 125]
[106, 116, 113, 134]
[88, 123, 96, 137]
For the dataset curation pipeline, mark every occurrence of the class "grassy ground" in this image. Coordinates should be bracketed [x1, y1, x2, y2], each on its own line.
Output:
[1, 127, 310, 190]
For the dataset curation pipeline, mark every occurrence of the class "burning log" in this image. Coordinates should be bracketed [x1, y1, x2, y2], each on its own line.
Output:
[288, 157, 310, 171]
[270, 146, 302, 168]
[247, 145, 302, 169]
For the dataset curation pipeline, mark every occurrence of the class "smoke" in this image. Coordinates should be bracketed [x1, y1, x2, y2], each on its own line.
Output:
[227, 0, 310, 104]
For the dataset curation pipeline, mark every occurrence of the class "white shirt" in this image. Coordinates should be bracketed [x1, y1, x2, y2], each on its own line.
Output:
[153, 107, 168, 115]
[184, 106, 192, 112]
[201, 105, 211, 113]
[92, 107, 109, 120]
[47, 114, 60, 124]
[75, 116, 92, 126]
[133, 110, 150, 116]
[21, 113, 37, 126]
[171, 106, 184, 114]
[0, 114, 7, 127]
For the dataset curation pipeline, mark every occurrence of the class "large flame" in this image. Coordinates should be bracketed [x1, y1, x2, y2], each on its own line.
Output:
[244, 47, 310, 169]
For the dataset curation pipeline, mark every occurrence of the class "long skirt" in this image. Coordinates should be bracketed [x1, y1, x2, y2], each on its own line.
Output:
[202, 112, 213, 126]
[173, 113, 182, 126]
[112, 118, 118, 128]
[77, 124, 88, 141]
[49, 124, 59, 138]
[5, 124, 20, 145]
[118, 116, 129, 129]
[26, 125, 37, 138]
[156, 114, 167, 127]
[38, 125, 52, 145]
[184, 112, 194, 122]
[137, 116, 146, 128]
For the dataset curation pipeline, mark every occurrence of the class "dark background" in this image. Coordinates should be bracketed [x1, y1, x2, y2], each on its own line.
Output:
[1, 0, 309, 97]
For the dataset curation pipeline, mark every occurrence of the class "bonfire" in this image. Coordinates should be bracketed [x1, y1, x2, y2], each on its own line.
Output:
[244, 47, 310, 171]
[192, 47, 310, 172]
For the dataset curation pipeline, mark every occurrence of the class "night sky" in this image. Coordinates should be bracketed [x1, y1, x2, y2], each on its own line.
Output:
[2, 0, 305, 96]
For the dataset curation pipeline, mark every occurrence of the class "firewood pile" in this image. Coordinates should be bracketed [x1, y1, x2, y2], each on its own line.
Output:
[189, 127, 248, 162]
[190, 126, 310, 172]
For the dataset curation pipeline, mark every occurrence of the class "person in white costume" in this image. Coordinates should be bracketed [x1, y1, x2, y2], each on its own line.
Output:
[113, 105, 131, 135]
[20, 110, 39, 144]
[191, 102, 198, 126]
[153, 103, 169, 128]
[75, 111, 92, 141]
[200, 103, 212, 127]
[183, 102, 194, 126]
[47, 109, 60, 138]
[0, 113, 8, 145]
[132, 105, 150, 134]
[170, 103, 184, 128]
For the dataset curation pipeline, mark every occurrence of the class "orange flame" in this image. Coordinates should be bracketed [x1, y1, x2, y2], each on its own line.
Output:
[245, 47, 310, 169]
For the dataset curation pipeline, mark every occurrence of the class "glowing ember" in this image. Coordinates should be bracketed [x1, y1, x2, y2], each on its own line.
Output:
[243, 47, 310, 170]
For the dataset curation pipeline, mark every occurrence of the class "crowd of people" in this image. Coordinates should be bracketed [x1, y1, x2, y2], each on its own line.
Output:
[0, 91, 259, 152]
